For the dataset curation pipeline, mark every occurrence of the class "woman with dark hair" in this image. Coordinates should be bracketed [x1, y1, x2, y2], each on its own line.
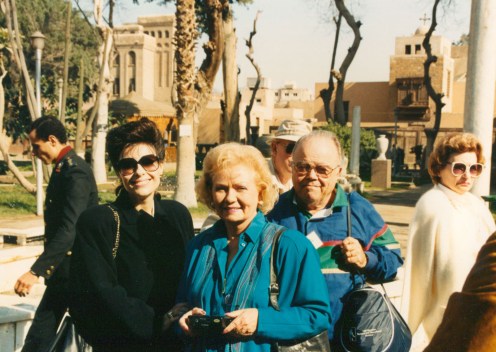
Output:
[69, 118, 194, 351]
[401, 132, 496, 351]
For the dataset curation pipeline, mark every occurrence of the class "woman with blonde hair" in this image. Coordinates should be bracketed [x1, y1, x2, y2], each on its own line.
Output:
[177, 142, 331, 351]
[401, 132, 496, 351]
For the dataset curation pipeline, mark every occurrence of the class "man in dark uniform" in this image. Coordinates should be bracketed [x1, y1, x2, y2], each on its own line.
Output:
[14, 116, 98, 352]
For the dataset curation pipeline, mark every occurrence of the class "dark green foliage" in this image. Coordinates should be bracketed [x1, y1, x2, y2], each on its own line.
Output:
[318, 122, 377, 175]
[0, 0, 99, 142]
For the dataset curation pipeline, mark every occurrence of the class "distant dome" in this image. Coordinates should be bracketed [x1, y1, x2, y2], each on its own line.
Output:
[415, 24, 429, 36]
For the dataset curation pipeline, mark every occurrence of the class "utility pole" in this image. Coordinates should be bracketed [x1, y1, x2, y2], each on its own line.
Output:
[464, 0, 496, 197]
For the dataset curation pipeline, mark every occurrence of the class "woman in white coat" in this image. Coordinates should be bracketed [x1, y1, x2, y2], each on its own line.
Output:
[401, 132, 496, 351]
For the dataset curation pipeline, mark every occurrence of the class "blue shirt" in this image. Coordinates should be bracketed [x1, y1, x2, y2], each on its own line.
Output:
[177, 211, 331, 351]
[267, 186, 403, 339]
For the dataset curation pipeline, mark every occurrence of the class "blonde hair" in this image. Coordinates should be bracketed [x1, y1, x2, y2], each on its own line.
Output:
[428, 132, 485, 184]
[196, 143, 278, 214]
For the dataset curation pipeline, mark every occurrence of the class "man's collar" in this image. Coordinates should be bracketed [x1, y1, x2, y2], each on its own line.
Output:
[55, 145, 72, 164]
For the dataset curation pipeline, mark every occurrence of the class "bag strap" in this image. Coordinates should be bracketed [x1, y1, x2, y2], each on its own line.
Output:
[346, 193, 352, 239]
[106, 205, 121, 259]
[269, 228, 286, 311]
[346, 193, 366, 287]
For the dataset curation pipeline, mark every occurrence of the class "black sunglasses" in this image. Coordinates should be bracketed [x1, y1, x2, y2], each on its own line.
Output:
[282, 142, 296, 154]
[116, 154, 160, 176]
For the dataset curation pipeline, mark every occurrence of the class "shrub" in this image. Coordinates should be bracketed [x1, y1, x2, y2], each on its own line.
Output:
[318, 122, 377, 176]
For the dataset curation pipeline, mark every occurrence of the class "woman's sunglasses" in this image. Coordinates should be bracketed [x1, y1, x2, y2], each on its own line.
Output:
[448, 162, 484, 178]
[116, 154, 159, 176]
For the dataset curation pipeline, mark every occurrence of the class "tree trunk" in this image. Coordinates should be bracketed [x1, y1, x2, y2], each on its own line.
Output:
[222, 4, 240, 142]
[334, 0, 362, 126]
[89, 0, 115, 184]
[245, 11, 262, 145]
[175, 0, 199, 207]
[75, 59, 84, 155]
[174, 0, 226, 207]
[422, 0, 445, 171]
[91, 27, 112, 184]
[2, 0, 37, 121]
[60, 0, 72, 123]
[319, 13, 342, 123]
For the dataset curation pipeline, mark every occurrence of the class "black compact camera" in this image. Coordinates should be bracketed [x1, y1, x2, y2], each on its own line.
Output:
[187, 315, 234, 335]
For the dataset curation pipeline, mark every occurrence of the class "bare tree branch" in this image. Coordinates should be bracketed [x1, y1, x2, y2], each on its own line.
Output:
[244, 10, 262, 144]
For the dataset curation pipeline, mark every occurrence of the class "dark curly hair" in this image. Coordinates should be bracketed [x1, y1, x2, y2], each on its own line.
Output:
[428, 132, 484, 184]
[106, 118, 165, 171]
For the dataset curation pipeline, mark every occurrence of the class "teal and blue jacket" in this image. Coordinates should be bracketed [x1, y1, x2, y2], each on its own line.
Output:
[177, 211, 331, 351]
[267, 185, 403, 339]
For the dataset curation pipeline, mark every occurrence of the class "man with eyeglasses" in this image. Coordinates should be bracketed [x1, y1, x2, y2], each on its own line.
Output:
[15, 116, 98, 352]
[268, 119, 312, 194]
[267, 130, 403, 347]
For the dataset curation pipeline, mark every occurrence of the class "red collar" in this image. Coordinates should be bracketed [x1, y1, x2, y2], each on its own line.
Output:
[55, 146, 72, 164]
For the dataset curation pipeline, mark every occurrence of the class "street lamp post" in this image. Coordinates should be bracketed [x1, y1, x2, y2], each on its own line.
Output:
[30, 31, 46, 216]
[57, 77, 63, 119]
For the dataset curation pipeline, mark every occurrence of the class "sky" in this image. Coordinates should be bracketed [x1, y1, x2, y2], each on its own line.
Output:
[84, 0, 472, 93]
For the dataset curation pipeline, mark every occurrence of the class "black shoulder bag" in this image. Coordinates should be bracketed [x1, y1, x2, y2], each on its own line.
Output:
[337, 194, 412, 352]
[269, 229, 331, 352]
[47, 205, 121, 352]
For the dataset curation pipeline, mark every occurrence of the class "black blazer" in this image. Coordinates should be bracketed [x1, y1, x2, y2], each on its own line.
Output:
[32, 149, 98, 283]
[69, 191, 194, 351]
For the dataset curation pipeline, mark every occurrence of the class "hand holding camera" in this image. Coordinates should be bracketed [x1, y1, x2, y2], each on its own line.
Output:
[186, 315, 234, 336]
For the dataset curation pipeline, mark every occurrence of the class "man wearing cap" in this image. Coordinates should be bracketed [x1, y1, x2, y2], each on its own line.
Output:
[269, 119, 312, 193]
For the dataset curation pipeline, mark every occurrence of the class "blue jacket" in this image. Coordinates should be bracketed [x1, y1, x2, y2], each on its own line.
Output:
[177, 211, 331, 351]
[267, 186, 403, 339]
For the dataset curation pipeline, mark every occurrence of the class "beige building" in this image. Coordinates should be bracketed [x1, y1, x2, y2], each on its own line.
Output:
[111, 15, 316, 147]
[239, 78, 315, 140]
[113, 15, 175, 104]
[313, 25, 493, 167]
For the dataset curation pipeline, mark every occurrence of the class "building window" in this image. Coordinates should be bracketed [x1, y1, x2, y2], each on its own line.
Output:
[415, 44, 421, 54]
[165, 31, 169, 38]
[396, 78, 428, 106]
[151, 31, 155, 37]
[256, 98, 262, 103]
[112, 54, 120, 96]
[158, 31, 162, 38]
[128, 51, 136, 93]
[405, 45, 411, 55]
[293, 93, 297, 97]
[446, 71, 451, 98]
[285, 93, 289, 97]
[113, 78, 120, 95]
[275, 92, 279, 96]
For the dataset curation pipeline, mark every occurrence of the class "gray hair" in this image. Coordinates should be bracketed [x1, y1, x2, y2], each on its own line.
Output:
[293, 130, 343, 161]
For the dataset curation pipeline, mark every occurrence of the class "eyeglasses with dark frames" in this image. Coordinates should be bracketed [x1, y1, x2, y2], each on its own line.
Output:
[448, 162, 484, 178]
[278, 141, 296, 154]
[292, 161, 339, 177]
[116, 154, 160, 176]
